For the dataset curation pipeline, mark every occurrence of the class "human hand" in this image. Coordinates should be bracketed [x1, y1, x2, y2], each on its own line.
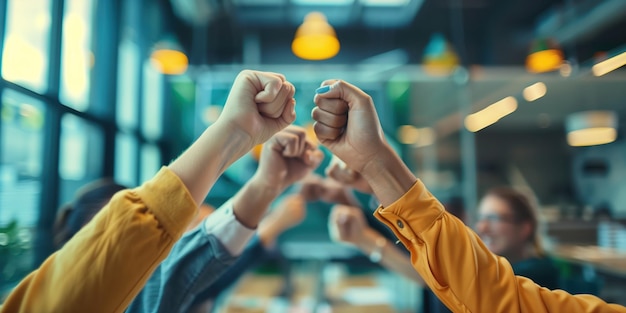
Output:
[252, 126, 324, 192]
[328, 204, 370, 247]
[312, 80, 386, 173]
[325, 155, 373, 195]
[313, 80, 415, 206]
[258, 194, 307, 248]
[299, 174, 359, 206]
[298, 173, 325, 202]
[216, 70, 297, 151]
[266, 194, 307, 233]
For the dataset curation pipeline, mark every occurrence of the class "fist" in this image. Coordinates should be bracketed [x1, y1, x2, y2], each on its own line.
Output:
[312, 80, 386, 173]
[328, 204, 369, 246]
[217, 70, 297, 150]
[254, 126, 324, 191]
[325, 155, 373, 195]
[299, 174, 357, 206]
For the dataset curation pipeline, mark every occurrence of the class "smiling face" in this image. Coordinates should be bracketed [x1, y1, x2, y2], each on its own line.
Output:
[475, 194, 532, 260]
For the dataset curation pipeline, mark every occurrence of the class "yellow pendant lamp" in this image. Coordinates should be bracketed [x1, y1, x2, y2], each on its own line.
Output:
[150, 34, 188, 75]
[526, 38, 564, 74]
[292, 12, 340, 61]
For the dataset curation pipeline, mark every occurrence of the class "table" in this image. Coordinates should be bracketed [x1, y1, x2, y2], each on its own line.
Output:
[217, 270, 400, 313]
[551, 245, 626, 278]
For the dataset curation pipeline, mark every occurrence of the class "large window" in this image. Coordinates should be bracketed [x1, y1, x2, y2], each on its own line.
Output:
[1, 0, 52, 92]
[60, 0, 95, 110]
[0, 90, 46, 291]
[0, 0, 169, 299]
[116, 38, 140, 130]
[58, 114, 104, 205]
[115, 132, 138, 187]
[140, 144, 161, 184]
[142, 63, 163, 140]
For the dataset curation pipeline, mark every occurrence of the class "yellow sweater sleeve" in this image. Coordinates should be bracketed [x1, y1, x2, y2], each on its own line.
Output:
[1, 167, 197, 313]
[374, 180, 626, 313]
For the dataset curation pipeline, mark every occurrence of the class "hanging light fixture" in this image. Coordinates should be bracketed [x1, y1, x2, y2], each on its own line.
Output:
[566, 111, 618, 147]
[150, 34, 188, 75]
[422, 33, 459, 76]
[292, 12, 340, 61]
[526, 38, 564, 74]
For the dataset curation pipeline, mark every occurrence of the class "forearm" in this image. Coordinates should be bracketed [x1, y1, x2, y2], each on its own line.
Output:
[126, 232, 237, 313]
[169, 122, 253, 206]
[360, 145, 416, 207]
[2, 169, 197, 313]
[374, 181, 626, 313]
[357, 229, 424, 285]
[194, 236, 268, 303]
[231, 175, 284, 229]
[326, 188, 361, 207]
[258, 221, 281, 248]
[128, 196, 263, 313]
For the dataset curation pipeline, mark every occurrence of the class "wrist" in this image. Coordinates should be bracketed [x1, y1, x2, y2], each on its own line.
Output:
[356, 228, 382, 254]
[359, 229, 386, 263]
[360, 144, 416, 207]
[212, 120, 255, 159]
[248, 174, 286, 197]
[232, 176, 284, 229]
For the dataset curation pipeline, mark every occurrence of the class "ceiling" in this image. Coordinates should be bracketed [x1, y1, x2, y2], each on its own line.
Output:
[409, 66, 626, 135]
[161, 0, 626, 137]
[161, 0, 626, 66]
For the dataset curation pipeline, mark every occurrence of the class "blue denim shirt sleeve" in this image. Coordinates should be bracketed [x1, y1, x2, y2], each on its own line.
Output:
[125, 201, 254, 313]
[191, 235, 268, 307]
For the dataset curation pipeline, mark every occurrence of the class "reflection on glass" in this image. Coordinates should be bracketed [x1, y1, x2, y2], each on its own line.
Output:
[140, 144, 161, 184]
[1, 0, 51, 92]
[60, 0, 94, 110]
[0, 90, 45, 290]
[115, 133, 138, 187]
[142, 62, 164, 139]
[116, 38, 140, 130]
[58, 114, 104, 205]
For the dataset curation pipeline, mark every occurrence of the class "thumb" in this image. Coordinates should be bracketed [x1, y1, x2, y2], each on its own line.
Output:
[314, 80, 370, 109]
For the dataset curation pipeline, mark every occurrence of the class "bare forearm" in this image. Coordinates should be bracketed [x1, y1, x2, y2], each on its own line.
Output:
[232, 176, 284, 229]
[357, 229, 424, 285]
[169, 122, 252, 206]
[361, 145, 416, 207]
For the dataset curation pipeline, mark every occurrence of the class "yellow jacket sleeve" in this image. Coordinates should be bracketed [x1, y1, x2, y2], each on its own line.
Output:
[1, 167, 197, 313]
[374, 180, 626, 313]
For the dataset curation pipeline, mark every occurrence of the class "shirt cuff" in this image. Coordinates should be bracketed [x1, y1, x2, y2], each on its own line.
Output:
[373, 179, 444, 245]
[203, 200, 255, 256]
[136, 166, 197, 240]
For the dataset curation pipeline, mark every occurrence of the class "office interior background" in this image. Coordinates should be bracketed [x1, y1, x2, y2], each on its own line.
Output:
[1, 0, 626, 312]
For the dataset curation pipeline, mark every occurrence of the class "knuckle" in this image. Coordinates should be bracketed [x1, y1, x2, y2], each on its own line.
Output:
[361, 94, 373, 103]
[239, 69, 253, 78]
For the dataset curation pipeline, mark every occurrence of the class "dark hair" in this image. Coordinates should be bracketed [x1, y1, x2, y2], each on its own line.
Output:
[443, 196, 465, 220]
[53, 178, 127, 248]
[486, 187, 543, 255]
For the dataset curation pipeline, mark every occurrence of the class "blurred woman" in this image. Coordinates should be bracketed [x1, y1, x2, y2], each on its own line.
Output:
[53, 179, 127, 248]
[475, 187, 559, 289]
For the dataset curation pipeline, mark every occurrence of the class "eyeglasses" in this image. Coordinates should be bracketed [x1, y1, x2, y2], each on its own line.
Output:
[477, 213, 517, 224]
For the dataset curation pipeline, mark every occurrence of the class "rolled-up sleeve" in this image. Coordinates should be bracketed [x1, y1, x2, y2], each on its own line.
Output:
[1, 167, 197, 313]
[125, 201, 255, 313]
[203, 200, 256, 256]
[374, 179, 626, 313]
